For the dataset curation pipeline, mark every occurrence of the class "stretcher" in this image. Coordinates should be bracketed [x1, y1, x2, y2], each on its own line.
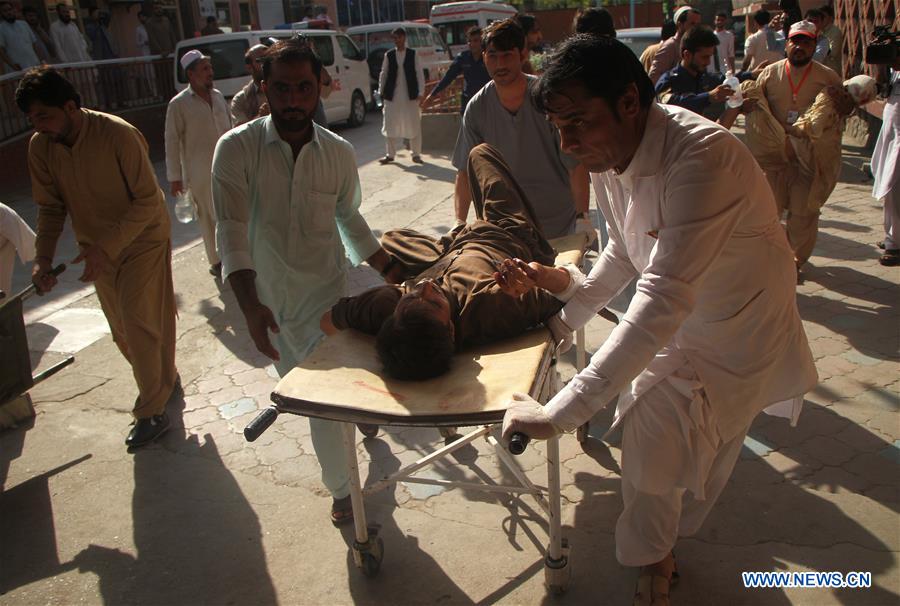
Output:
[243, 234, 591, 593]
[1, 264, 75, 428]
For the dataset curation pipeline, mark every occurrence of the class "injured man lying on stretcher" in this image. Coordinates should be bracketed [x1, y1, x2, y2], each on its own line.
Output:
[319, 143, 591, 380]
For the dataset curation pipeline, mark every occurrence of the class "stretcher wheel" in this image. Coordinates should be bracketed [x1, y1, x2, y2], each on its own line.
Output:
[544, 538, 571, 594]
[353, 534, 384, 577]
[576, 423, 589, 444]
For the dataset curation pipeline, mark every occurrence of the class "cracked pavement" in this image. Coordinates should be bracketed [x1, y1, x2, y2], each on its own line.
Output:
[1, 119, 897, 605]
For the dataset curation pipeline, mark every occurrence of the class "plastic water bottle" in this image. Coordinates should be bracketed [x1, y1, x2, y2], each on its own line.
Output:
[724, 71, 743, 109]
[174, 190, 196, 223]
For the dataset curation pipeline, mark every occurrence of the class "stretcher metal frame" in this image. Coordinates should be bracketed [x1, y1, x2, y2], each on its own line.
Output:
[267, 336, 572, 591]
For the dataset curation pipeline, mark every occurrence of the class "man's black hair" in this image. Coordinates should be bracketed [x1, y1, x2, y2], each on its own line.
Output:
[804, 8, 824, 20]
[0, 1, 15, 9]
[482, 18, 525, 52]
[516, 13, 536, 35]
[574, 7, 615, 37]
[391, 26, 405, 36]
[466, 25, 481, 38]
[753, 9, 771, 26]
[375, 307, 455, 380]
[23, 5, 38, 13]
[15, 66, 81, 113]
[681, 25, 720, 54]
[206, 15, 216, 23]
[819, 5, 834, 19]
[261, 37, 322, 81]
[660, 20, 677, 41]
[535, 34, 654, 118]
[715, 11, 729, 19]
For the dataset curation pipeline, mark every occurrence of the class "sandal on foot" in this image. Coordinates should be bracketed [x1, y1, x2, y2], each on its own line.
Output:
[331, 496, 354, 527]
[879, 250, 900, 266]
[633, 573, 671, 606]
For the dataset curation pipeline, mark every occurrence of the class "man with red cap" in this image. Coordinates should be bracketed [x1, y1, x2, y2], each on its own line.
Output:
[740, 20, 844, 279]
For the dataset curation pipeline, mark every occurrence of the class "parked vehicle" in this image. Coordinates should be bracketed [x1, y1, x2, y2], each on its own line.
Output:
[173, 29, 371, 127]
[347, 21, 451, 99]
[616, 27, 661, 60]
[430, 1, 517, 56]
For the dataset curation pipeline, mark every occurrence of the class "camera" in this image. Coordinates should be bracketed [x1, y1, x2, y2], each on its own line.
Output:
[865, 26, 899, 65]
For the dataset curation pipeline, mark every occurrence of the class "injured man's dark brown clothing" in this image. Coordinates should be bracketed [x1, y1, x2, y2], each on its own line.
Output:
[329, 144, 571, 349]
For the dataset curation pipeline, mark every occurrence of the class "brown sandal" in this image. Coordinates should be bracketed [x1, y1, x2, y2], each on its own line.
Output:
[331, 495, 354, 527]
[633, 552, 677, 606]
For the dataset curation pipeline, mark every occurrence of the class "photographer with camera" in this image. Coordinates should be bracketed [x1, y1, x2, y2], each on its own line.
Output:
[866, 27, 899, 266]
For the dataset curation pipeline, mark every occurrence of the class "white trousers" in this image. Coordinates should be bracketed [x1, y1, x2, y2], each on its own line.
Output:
[192, 187, 219, 267]
[883, 188, 899, 250]
[274, 357, 350, 500]
[614, 374, 750, 567]
[309, 416, 351, 499]
[386, 136, 421, 158]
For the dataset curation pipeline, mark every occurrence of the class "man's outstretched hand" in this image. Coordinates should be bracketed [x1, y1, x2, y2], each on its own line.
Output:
[242, 302, 280, 361]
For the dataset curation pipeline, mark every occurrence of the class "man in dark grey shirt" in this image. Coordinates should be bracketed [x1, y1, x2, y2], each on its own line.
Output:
[451, 18, 591, 240]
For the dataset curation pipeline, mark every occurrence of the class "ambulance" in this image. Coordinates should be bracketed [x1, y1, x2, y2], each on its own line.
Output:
[430, 1, 518, 56]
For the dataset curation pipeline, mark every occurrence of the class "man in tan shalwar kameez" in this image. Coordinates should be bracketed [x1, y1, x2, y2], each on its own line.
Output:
[730, 21, 845, 277]
[17, 67, 178, 449]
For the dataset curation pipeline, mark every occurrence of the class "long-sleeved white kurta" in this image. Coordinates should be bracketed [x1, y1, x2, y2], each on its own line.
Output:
[544, 103, 818, 442]
[0, 202, 35, 296]
[164, 86, 232, 196]
[872, 70, 899, 201]
[211, 118, 380, 373]
[378, 48, 425, 140]
[49, 20, 90, 63]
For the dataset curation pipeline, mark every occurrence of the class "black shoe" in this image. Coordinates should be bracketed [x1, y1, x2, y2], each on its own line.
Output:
[438, 426, 460, 442]
[357, 423, 379, 438]
[378, 156, 394, 165]
[209, 263, 222, 278]
[412, 155, 424, 164]
[126, 413, 170, 448]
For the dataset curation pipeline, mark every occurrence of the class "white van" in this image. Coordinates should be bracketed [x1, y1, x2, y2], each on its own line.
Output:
[430, 1, 518, 56]
[347, 21, 451, 96]
[173, 29, 371, 126]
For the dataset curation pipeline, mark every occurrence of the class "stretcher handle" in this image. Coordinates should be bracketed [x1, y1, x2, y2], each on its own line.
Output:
[244, 406, 278, 442]
[509, 432, 530, 455]
[21, 263, 67, 303]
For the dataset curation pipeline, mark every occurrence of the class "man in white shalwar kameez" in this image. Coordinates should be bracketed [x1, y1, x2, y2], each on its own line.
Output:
[377, 27, 425, 164]
[869, 61, 900, 266]
[165, 50, 232, 277]
[499, 35, 817, 606]
[0, 202, 35, 297]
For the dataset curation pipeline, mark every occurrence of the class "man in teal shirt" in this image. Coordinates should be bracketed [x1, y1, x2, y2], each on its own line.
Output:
[213, 38, 400, 524]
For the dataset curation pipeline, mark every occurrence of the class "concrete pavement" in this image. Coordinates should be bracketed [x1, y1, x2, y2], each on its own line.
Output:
[1, 118, 898, 605]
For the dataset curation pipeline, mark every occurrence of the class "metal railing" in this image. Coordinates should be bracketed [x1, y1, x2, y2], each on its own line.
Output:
[0, 56, 176, 144]
[421, 78, 463, 114]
